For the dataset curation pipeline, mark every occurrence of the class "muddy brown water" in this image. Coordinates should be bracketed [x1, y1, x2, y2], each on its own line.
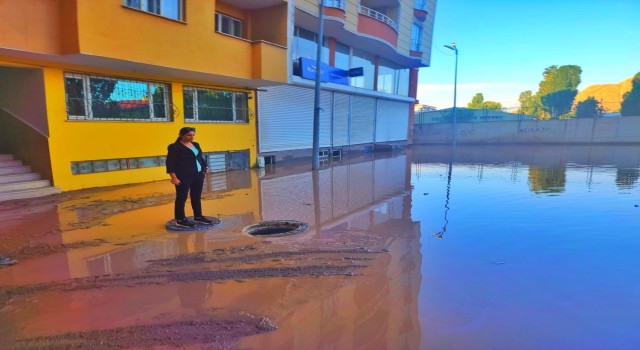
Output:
[0, 157, 419, 349]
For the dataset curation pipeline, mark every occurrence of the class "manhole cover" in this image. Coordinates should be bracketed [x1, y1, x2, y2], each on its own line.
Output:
[242, 220, 308, 237]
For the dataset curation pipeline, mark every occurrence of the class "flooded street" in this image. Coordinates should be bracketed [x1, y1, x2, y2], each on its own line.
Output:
[1, 145, 640, 349]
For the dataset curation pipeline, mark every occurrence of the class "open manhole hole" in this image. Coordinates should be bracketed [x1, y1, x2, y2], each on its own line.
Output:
[242, 220, 308, 237]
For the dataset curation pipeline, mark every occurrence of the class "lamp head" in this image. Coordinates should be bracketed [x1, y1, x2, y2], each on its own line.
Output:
[444, 43, 458, 52]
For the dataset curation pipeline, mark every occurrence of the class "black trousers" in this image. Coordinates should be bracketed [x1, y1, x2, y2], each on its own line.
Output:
[174, 172, 205, 220]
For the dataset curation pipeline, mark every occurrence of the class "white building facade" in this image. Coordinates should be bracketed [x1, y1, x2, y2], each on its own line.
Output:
[258, 0, 437, 161]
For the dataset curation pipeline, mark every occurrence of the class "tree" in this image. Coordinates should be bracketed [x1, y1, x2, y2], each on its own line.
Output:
[575, 97, 606, 118]
[537, 65, 582, 119]
[517, 65, 582, 119]
[620, 72, 640, 116]
[538, 65, 582, 96]
[483, 101, 503, 110]
[541, 90, 578, 119]
[467, 92, 503, 110]
[517, 90, 543, 116]
[468, 93, 484, 109]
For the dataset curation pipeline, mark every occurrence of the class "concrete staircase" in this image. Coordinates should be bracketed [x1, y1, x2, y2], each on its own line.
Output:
[0, 154, 61, 202]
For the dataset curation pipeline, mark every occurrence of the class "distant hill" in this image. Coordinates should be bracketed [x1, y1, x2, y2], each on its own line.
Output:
[574, 77, 633, 112]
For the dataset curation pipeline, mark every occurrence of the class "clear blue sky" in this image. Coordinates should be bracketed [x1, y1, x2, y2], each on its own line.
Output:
[417, 0, 640, 110]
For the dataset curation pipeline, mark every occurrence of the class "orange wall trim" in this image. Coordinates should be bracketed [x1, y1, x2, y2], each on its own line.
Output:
[410, 50, 422, 57]
[357, 15, 398, 47]
[324, 7, 346, 20]
[414, 9, 428, 21]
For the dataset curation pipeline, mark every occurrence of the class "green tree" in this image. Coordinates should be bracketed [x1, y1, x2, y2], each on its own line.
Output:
[483, 101, 503, 110]
[620, 72, 640, 116]
[537, 65, 582, 119]
[538, 65, 582, 96]
[468, 93, 485, 109]
[518, 90, 542, 116]
[541, 89, 578, 119]
[575, 97, 606, 118]
[467, 92, 503, 110]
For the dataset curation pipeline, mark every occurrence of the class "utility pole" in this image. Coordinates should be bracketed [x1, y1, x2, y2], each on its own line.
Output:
[312, 0, 325, 170]
[444, 43, 458, 145]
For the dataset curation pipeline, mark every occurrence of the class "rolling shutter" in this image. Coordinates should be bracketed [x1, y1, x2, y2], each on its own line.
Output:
[333, 93, 350, 146]
[258, 85, 313, 153]
[375, 99, 410, 142]
[258, 85, 333, 153]
[351, 95, 375, 145]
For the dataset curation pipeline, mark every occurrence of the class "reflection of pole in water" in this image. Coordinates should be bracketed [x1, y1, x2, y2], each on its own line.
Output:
[433, 153, 454, 240]
[510, 162, 519, 183]
[312, 169, 321, 235]
[586, 166, 594, 189]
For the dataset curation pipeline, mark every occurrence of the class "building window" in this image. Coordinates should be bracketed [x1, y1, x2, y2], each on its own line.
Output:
[123, 0, 184, 21]
[350, 49, 375, 90]
[334, 42, 350, 70]
[292, 26, 329, 63]
[325, 0, 346, 10]
[215, 13, 243, 38]
[376, 59, 410, 96]
[183, 87, 249, 123]
[64, 73, 171, 121]
[411, 22, 423, 51]
[414, 0, 426, 10]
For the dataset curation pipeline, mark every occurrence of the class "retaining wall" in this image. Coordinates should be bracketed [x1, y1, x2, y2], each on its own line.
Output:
[413, 116, 640, 144]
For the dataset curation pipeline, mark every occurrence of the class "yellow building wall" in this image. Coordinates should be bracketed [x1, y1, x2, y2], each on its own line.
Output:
[42, 68, 258, 191]
[72, 0, 286, 80]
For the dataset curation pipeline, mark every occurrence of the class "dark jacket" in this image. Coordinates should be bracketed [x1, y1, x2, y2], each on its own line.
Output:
[166, 141, 207, 179]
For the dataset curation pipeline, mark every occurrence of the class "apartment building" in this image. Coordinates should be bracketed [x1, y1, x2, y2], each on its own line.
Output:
[257, 0, 437, 162]
[0, 0, 288, 192]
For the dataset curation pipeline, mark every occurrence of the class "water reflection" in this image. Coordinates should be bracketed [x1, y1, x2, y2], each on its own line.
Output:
[527, 165, 566, 194]
[0, 153, 422, 350]
[411, 144, 640, 349]
[412, 144, 640, 192]
[616, 168, 640, 190]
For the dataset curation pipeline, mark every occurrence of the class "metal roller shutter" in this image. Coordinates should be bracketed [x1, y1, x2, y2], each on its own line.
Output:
[375, 99, 410, 142]
[333, 93, 350, 147]
[351, 95, 375, 145]
[258, 85, 314, 153]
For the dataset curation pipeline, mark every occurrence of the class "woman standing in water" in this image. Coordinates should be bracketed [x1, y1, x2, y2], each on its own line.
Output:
[166, 127, 213, 228]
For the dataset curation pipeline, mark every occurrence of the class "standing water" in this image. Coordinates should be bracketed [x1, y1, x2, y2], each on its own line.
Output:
[412, 145, 640, 349]
[0, 144, 638, 349]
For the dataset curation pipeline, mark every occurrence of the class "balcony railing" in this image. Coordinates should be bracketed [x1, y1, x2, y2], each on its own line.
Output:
[358, 5, 398, 31]
[325, 0, 346, 10]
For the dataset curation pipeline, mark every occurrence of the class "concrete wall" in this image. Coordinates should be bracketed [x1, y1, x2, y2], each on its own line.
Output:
[413, 117, 640, 144]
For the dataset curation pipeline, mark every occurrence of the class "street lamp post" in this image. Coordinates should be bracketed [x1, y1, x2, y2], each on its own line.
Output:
[444, 43, 458, 145]
[312, 0, 325, 170]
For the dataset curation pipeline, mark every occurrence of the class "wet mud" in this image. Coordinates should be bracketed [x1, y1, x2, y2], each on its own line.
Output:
[0, 245, 381, 303]
[0, 165, 417, 349]
[5, 315, 275, 350]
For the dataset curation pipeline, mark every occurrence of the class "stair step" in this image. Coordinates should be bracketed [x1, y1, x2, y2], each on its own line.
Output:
[0, 160, 22, 167]
[0, 165, 31, 175]
[0, 187, 61, 202]
[0, 179, 51, 192]
[0, 154, 13, 161]
[0, 173, 41, 184]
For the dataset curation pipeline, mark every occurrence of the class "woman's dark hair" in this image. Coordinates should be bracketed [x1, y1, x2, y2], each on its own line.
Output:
[176, 127, 196, 142]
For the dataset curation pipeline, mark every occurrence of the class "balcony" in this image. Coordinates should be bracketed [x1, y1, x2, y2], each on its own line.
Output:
[356, 5, 398, 47]
[358, 5, 398, 31]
